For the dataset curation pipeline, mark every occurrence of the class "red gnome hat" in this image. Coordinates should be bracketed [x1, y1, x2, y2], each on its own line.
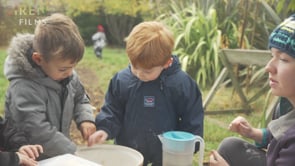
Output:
[97, 25, 105, 32]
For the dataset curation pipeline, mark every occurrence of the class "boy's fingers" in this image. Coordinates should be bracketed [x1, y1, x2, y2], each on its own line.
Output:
[88, 133, 105, 146]
[23, 148, 35, 159]
[37, 145, 44, 153]
[19, 145, 44, 159]
[88, 135, 97, 146]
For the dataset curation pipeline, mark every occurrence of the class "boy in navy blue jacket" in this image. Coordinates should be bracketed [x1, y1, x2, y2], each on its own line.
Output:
[88, 21, 204, 166]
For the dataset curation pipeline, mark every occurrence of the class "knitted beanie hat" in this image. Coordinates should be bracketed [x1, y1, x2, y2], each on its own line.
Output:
[269, 14, 295, 58]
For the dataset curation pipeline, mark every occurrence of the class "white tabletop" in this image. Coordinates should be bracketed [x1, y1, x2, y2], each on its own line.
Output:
[38, 154, 102, 166]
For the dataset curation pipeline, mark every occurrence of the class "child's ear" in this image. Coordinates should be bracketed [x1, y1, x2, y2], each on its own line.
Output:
[32, 52, 43, 65]
[164, 57, 173, 69]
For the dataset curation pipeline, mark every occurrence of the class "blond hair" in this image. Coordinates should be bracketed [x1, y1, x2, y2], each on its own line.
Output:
[125, 21, 174, 69]
[33, 13, 84, 62]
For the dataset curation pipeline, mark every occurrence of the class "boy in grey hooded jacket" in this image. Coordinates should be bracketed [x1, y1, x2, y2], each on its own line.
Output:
[3, 13, 96, 160]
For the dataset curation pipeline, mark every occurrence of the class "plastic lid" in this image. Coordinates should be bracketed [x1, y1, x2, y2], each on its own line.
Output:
[163, 131, 196, 141]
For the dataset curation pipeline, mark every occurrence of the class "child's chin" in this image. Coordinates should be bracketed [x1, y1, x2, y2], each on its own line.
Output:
[140, 79, 150, 82]
[55, 78, 64, 82]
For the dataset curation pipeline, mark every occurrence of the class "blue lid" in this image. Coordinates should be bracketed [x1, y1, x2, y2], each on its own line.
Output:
[163, 131, 196, 141]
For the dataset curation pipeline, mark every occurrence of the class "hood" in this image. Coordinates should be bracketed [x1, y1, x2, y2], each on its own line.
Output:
[268, 109, 295, 140]
[4, 34, 64, 90]
[161, 55, 181, 77]
[126, 55, 181, 91]
[4, 33, 40, 80]
[127, 55, 181, 80]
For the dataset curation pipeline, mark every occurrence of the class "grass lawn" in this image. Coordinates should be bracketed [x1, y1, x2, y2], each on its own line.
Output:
[78, 46, 129, 91]
[0, 46, 271, 165]
[0, 48, 9, 112]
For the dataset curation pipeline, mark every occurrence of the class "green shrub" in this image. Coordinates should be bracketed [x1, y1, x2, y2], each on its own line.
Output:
[158, 2, 222, 89]
[0, 49, 9, 115]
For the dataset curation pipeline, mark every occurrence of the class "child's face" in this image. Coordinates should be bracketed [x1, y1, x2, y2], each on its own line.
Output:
[37, 56, 77, 81]
[131, 64, 164, 82]
[265, 48, 295, 99]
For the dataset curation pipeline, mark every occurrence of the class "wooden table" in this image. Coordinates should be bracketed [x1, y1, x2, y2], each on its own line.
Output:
[203, 49, 278, 122]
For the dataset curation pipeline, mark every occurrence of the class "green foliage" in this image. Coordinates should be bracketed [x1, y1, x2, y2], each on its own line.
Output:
[99, 0, 151, 47]
[47, 0, 100, 17]
[73, 12, 102, 46]
[73, 0, 148, 47]
[103, 14, 143, 47]
[158, 2, 222, 88]
[0, 0, 144, 47]
[267, 0, 295, 19]
[0, 48, 9, 115]
[156, 0, 292, 91]
[101, 0, 152, 18]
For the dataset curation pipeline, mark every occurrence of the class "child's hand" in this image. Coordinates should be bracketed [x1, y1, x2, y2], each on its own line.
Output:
[80, 122, 96, 140]
[87, 130, 108, 146]
[209, 150, 229, 166]
[18, 144, 43, 160]
[16, 152, 38, 166]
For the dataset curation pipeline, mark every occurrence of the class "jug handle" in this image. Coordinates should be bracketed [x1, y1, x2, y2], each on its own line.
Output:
[158, 134, 163, 142]
[195, 136, 205, 166]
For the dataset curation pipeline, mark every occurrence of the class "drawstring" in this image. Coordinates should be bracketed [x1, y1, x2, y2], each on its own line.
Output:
[160, 76, 167, 91]
[160, 79, 163, 91]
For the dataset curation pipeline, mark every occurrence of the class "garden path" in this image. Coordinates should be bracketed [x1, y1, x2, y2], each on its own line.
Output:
[70, 66, 105, 145]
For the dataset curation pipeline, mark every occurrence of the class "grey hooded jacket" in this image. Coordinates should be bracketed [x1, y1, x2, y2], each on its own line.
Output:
[3, 34, 95, 159]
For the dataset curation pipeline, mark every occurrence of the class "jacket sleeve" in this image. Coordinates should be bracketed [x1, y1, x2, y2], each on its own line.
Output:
[0, 152, 19, 166]
[7, 81, 76, 159]
[174, 75, 204, 152]
[274, 143, 295, 165]
[95, 75, 125, 139]
[176, 76, 204, 137]
[71, 74, 95, 126]
[270, 132, 295, 166]
[1, 117, 28, 151]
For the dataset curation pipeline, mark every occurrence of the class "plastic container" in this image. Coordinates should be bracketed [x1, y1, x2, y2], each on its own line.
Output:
[76, 144, 144, 166]
[159, 131, 204, 166]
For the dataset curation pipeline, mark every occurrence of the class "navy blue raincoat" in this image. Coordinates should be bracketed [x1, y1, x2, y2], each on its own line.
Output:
[95, 56, 204, 165]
